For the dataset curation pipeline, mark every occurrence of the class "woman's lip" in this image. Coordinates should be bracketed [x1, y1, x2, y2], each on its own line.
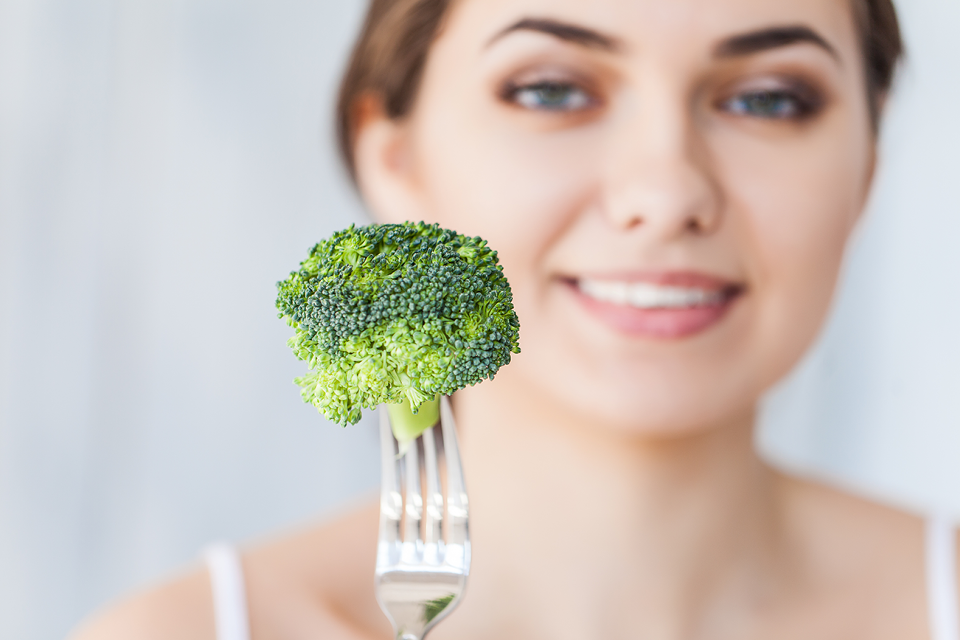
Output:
[563, 275, 744, 339]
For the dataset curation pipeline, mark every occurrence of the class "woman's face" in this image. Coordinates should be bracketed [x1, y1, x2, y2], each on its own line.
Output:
[356, 0, 876, 435]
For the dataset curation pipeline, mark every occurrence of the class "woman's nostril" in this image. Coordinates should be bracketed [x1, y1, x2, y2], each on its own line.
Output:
[687, 210, 719, 235]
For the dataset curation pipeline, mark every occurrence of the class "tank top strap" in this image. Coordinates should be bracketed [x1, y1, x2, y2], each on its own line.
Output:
[204, 542, 251, 640]
[926, 516, 959, 640]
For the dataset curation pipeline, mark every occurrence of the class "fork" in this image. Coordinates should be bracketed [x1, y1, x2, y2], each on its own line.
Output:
[375, 396, 470, 640]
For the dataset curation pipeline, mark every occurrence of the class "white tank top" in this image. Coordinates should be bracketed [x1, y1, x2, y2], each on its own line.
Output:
[928, 516, 959, 640]
[204, 517, 959, 640]
[204, 543, 251, 640]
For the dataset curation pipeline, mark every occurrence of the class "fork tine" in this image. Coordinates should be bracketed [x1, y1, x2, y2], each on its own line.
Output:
[376, 399, 469, 640]
[439, 397, 469, 570]
[421, 425, 443, 554]
[403, 431, 424, 553]
[378, 409, 402, 551]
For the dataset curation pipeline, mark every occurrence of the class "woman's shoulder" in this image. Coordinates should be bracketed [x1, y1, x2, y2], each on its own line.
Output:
[68, 567, 215, 640]
[781, 473, 960, 636]
[781, 475, 937, 571]
[70, 501, 389, 640]
[783, 474, 957, 548]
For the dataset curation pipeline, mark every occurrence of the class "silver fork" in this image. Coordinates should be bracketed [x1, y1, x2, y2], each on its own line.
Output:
[375, 396, 470, 640]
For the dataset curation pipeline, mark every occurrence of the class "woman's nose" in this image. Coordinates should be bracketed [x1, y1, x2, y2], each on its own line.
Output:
[601, 106, 722, 240]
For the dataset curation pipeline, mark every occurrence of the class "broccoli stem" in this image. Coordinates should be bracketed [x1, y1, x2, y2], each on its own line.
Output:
[387, 396, 440, 445]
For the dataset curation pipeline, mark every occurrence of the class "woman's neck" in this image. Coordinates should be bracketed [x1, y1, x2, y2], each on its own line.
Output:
[446, 382, 790, 639]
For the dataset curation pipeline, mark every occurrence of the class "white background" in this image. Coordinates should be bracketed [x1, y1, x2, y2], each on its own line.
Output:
[0, 1, 957, 638]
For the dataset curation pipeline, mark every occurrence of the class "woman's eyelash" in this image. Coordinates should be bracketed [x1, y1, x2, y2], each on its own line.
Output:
[499, 78, 822, 120]
[721, 88, 822, 120]
[502, 80, 595, 111]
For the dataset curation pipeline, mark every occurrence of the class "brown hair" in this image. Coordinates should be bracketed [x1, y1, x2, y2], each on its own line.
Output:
[336, 0, 903, 180]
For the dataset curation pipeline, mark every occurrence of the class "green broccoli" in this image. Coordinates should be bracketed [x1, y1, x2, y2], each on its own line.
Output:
[276, 221, 520, 445]
[423, 593, 456, 624]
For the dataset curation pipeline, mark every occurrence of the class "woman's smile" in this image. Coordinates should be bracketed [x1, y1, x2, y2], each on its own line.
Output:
[566, 272, 745, 339]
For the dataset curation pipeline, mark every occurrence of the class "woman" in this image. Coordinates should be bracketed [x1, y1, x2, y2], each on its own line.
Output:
[74, 0, 957, 638]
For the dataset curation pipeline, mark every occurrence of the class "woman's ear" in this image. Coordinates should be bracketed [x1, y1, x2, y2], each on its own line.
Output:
[352, 95, 427, 224]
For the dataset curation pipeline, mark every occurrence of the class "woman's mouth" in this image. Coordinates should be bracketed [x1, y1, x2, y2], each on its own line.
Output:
[568, 274, 744, 339]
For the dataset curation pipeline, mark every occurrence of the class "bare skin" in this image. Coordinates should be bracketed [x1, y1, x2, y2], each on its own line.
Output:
[70, 484, 955, 640]
[71, 0, 958, 638]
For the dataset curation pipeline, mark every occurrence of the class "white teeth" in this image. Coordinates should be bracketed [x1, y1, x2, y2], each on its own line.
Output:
[578, 279, 725, 309]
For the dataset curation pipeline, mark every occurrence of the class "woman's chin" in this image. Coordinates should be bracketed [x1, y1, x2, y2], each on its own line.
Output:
[493, 366, 750, 440]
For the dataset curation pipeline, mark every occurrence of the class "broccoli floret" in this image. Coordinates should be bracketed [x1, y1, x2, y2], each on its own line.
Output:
[276, 222, 520, 444]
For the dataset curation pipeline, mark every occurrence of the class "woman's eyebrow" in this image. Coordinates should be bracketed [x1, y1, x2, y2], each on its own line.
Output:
[714, 25, 839, 61]
[486, 18, 622, 52]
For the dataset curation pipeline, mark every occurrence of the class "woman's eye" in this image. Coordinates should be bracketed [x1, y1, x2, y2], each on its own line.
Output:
[722, 90, 813, 119]
[508, 82, 593, 111]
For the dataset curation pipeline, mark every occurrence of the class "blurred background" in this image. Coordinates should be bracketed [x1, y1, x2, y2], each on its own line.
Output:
[0, 0, 957, 638]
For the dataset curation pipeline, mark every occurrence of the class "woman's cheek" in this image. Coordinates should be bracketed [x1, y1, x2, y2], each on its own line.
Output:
[417, 109, 604, 274]
[724, 132, 867, 385]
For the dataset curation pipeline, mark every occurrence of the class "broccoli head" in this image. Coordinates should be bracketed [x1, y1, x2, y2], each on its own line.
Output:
[276, 222, 520, 443]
